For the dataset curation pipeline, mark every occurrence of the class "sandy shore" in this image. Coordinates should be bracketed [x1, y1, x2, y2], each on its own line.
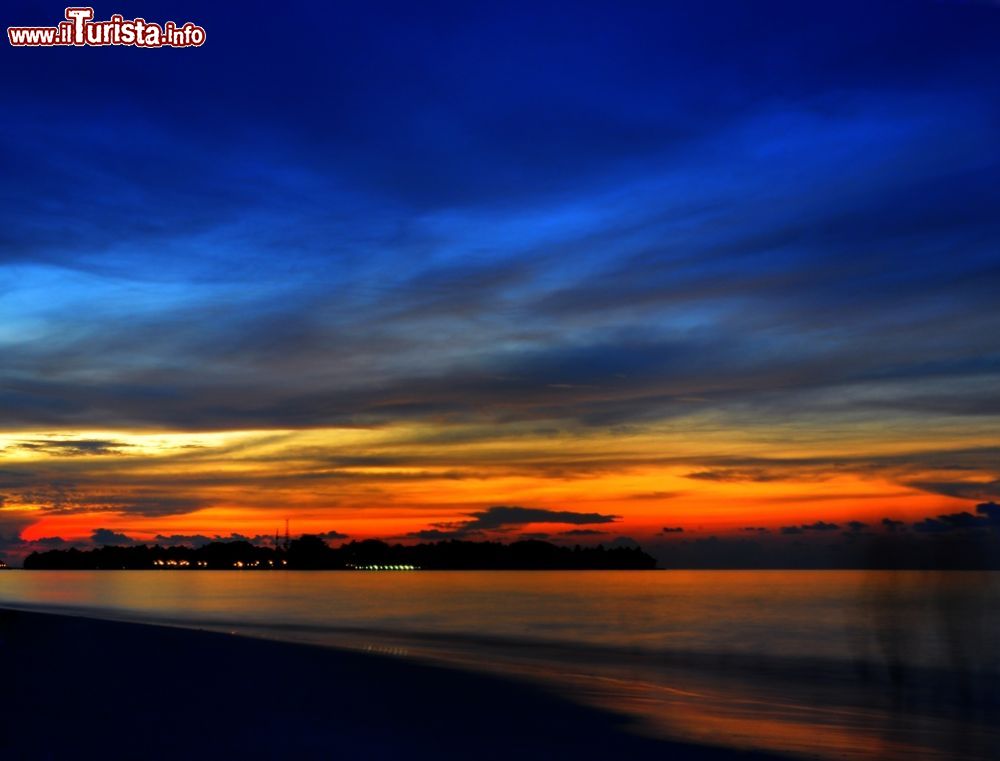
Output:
[0, 607, 780, 760]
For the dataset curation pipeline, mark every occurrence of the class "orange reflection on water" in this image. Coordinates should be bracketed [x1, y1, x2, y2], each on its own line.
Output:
[1, 570, 997, 761]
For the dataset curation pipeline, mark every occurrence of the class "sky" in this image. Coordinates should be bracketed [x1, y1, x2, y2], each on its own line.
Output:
[1, 1, 999, 564]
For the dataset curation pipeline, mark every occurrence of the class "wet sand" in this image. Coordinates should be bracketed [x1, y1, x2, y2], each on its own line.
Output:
[0, 608, 779, 760]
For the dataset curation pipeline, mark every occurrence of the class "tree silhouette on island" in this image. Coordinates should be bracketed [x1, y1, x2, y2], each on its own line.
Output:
[23, 536, 657, 570]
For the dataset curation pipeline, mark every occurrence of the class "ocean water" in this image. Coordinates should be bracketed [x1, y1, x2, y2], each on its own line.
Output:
[2, 570, 997, 760]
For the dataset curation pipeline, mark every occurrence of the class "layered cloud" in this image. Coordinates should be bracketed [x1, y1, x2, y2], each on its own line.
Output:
[406, 506, 620, 540]
[3, 4, 999, 437]
[1, 1, 999, 546]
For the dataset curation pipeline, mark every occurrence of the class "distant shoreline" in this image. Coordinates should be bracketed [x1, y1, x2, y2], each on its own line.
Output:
[22, 536, 658, 571]
[7, 567, 665, 571]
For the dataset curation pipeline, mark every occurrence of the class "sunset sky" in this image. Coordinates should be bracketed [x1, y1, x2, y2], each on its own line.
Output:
[2, 1, 999, 563]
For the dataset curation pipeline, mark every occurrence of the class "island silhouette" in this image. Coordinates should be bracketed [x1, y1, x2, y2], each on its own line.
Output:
[23, 536, 657, 570]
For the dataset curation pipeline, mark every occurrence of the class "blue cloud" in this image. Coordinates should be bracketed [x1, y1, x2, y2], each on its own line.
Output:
[1, 0, 998, 455]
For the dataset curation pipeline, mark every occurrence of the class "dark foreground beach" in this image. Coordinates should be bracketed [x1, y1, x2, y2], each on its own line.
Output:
[0, 608, 779, 761]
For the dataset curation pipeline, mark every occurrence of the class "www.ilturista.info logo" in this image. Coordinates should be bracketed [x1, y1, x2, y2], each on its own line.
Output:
[8, 7, 205, 48]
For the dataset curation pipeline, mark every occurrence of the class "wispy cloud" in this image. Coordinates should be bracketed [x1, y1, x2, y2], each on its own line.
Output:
[2, 1, 998, 542]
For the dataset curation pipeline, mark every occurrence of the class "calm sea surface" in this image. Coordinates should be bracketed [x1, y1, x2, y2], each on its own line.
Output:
[2, 570, 998, 760]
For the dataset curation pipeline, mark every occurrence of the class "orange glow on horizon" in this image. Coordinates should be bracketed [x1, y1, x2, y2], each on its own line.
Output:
[2, 422, 992, 548]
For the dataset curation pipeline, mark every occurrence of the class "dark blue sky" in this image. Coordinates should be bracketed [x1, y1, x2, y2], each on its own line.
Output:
[3, 0, 999, 428]
[1, 1, 999, 548]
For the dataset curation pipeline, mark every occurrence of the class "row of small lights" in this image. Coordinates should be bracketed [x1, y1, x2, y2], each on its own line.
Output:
[233, 559, 287, 568]
[150, 560, 416, 570]
[152, 559, 290, 568]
